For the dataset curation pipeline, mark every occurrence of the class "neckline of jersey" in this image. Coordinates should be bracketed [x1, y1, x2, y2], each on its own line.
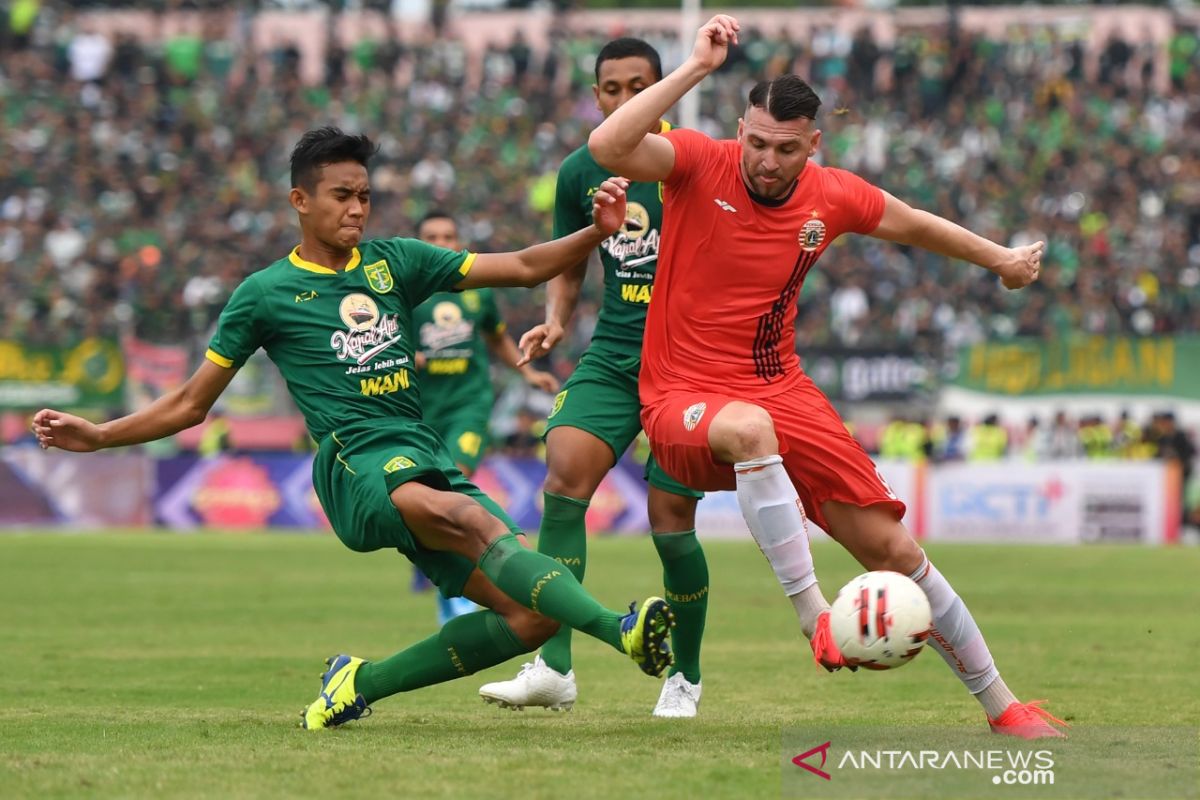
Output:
[288, 246, 362, 275]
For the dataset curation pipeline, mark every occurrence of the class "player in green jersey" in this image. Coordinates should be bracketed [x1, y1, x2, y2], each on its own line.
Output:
[412, 210, 560, 624]
[478, 39, 708, 718]
[31, 127, 677, 730]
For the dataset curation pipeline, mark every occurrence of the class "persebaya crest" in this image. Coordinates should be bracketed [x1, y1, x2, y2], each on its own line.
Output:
[364, 260, 394, 294]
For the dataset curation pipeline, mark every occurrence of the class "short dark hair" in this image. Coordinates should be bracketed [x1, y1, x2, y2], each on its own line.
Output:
[595, 37, 663, 83]
[417, 209, 457, 234]
[747, 75, 821, 121]
[289, 126, 377, 191]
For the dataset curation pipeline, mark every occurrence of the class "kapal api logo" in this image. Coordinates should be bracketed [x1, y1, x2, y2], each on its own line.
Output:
[332, 293, 403, 366]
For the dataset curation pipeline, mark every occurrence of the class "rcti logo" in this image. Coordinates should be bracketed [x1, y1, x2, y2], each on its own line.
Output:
[940, 478, 1066, 521]
[792, 741, 832, 781]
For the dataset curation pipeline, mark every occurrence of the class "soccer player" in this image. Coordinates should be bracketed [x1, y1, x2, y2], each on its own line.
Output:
[588, 16, 1066, 739]
[412, 209, 560, 624]
[478, 38, 708, 718]
[31, 127, 676, 730]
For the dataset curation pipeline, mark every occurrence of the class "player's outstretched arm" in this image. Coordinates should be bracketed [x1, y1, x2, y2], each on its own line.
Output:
[588, 14, 739, 181]
[32, 360, 236, 452]
[456, 178, 629, 290]
[870, 191, 1044, 290]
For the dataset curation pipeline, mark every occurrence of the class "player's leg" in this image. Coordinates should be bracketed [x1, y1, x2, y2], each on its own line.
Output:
[647, 475, 707, 717]
[536, 425, 615, 673]
[821, 502, 1065, 738]
[433, 417, 490, 624]
[705, 401, 832, 640]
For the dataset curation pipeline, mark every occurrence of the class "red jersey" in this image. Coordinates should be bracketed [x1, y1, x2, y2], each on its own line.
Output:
[640, 128, 885, 405]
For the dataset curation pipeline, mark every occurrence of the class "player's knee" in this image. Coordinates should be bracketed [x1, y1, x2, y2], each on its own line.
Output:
[544, 457, 605, 500]
[710, 403, 778, 461]
[862, 527, 923, 573]
[648, 492, 697, 533]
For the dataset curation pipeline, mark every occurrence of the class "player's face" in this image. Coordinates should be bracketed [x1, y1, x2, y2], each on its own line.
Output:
[417, 217, 460, 250]
[594, 57, 659, 127]
[292, 160, 371, 251]
[736, 106, 821, 199]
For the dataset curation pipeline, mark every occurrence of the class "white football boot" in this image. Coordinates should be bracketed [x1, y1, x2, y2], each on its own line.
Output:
[478, 655, 577, 711]
[652, 672, 702, 718]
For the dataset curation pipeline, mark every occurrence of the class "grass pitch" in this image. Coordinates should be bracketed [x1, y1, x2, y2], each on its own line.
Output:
[0, 533, 1196, 799]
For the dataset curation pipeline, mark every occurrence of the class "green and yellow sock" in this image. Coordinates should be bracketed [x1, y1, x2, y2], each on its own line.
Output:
[354, 610, 530, 704]
[653, 529, 708, 684]
[478, 533, 621, 652]
[536, 492, 590, 674]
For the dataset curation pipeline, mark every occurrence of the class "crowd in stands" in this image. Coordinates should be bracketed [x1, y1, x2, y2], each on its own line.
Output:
[2, 6, 1199, 379]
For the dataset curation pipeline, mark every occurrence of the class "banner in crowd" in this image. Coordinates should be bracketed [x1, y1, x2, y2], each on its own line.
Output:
[800, 348, 930, 402]
[924, 461, 1173, 544]
[0, 338, 125, 409]
[0, 448, 153, 527]
[953, 336, 1196, 398]
[123, 336, 189, 410]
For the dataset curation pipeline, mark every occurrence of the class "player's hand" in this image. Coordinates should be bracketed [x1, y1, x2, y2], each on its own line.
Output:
[689, 15, 739, 73]
[591, 177, 630, 237]
[31, 409, 104, 452]
[517, 321, 565, 366]
[522, 368, 560, 394]
[994, 241, 1045, 290]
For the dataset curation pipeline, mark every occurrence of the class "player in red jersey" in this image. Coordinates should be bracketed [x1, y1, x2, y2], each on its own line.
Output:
[589, 15, 1066, 739]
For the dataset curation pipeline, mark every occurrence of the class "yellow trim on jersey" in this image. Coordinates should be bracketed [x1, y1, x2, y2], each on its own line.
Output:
[330, 431, 357, 475]
[205, 349, 234, 368]
[458, 252, 477, 276]
[494, 321, 507, 335]
[288, 246, 362, 275]
[659, 119, 672, 133]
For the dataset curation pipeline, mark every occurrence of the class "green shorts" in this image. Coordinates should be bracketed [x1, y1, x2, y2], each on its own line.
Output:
[545, 351, 702, 499]
[426, 410, 490, 474]
[312, 418, 520, 598]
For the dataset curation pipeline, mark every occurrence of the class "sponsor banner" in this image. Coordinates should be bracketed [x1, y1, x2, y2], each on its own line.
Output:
[925, 461, 1169, 544]
[953, 336, 1197, 398]
[0, 338, 125, 409]
[154, 454, 330, 530]
[801, 348, 930, 402]
[782, 725, 1198, 798]
[696, 460, 919, 540]
[0, 448, 152, 527]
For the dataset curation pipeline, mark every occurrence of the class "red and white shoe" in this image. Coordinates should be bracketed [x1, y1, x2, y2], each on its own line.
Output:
[810, 610, 858, 672]
[988, 700, 1069, 739]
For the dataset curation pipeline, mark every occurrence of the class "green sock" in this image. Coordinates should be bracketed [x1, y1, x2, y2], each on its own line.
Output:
[653, 530, 708, 684]
[478, 533, 621, 652]
[536, 492, 590, 674]
[354, 610, 530, 704]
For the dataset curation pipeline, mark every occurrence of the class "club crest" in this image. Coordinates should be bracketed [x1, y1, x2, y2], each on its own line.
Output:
[364, 259, 394, 294]
[683, 402, 707, 432]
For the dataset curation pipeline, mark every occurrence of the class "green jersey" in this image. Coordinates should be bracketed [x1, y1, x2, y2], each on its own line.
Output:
[206, 239, 475, 442]
[552, 122, 671, 358]
[412, 288, 504, 420]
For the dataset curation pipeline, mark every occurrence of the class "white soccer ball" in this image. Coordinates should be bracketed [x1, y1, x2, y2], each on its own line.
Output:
[828, 570, 933, 670]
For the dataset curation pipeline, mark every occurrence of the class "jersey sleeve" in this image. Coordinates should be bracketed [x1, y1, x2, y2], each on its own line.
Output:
[480, 289, 504, 335]
[821, 167, 886, 236]
[206, 275, 267, 369]
[389, 238, 476, 307]
[663, 128, 719, 189]
[552, 155, 587, 239]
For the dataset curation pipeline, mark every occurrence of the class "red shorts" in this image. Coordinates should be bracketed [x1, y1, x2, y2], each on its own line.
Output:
[640, 374, 906, 530]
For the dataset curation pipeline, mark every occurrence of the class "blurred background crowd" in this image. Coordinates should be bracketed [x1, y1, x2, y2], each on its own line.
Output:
[2, 3, 1199, 466]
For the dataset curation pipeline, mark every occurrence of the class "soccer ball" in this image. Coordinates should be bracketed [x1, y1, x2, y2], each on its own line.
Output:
[828, 571, 933, 670]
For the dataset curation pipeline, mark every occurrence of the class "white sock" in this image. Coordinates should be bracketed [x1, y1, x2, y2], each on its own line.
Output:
[909, 553, 1009, 713]
[735, 454, 827, 636]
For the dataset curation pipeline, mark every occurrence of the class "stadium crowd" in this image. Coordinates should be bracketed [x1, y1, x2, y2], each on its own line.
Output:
[1, 6, 1199, 377]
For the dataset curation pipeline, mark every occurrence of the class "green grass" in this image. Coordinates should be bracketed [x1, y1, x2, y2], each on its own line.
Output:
[0, 534, 1196, 799]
